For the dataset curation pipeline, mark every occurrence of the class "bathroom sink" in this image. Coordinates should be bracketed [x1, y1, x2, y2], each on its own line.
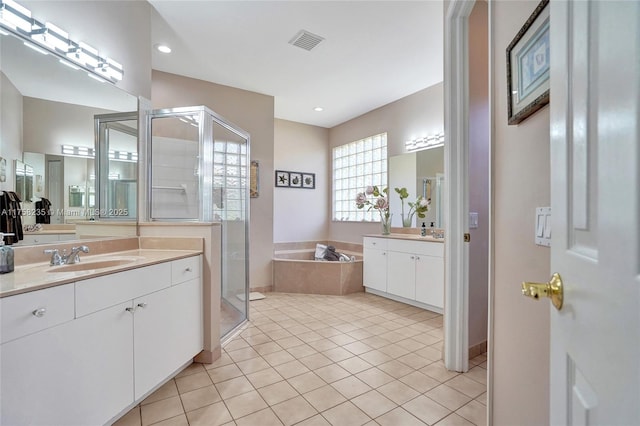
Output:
[47, 258, 137, 273]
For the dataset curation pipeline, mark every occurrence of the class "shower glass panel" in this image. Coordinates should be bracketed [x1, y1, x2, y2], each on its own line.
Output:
[148, 106, 250, 339]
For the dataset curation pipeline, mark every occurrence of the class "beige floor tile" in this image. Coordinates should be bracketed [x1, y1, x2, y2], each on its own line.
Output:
[175, 371, 213, 394]
[396, 338, 427, 352]
[185, 401, 232, 426]
[360, 336, 392, 350]
[273, 359, 311, 379]
[235, 408, 284, 426]
[346, 329, 374, 341]
[402, 395, 451, 425]
[236, 356, 271, 375]
[287, 371, 327, 393]
[315, 327, 343, 338]
[420, 361, 460, 383]
[244, 333, 273, 346]
[478, 360, 487, 369]
[376, 360, 414, 379]
[263, 350, 296, 367]
[445, 375, 486, 399]
[205, 353, 234, 370]
[465, 366, 487, 385]
[259, 323, 284, 332]
[435, 413, 475, 426]
[412, 333, 442, 346]
[475, 392, 487, 406]
[414, 346, 443, 362]
[245, 367, 284, 389]
[266, 329, 294, 340]
[313, 364, 352, 384]
[151, 413, 188, 426]
[294, 414, 331, 426]
[343, 341, 374, 356]
[322, 401, 371, 426]
[456, 400, 487, 426]
[377, 380, 420, 405]
[322, 347, 356, 363]
[397, 352, 434, 370]
[330, 376, 372, 399]
[179, 385, 221, 412]
[302, 385, 347, 412]
[378, 331, 407, 343]
[275, 336, 305, 349]
[216, 376, 255, 399]
[377, 344, 411, 359]
[299, 353, 334, 370]
[141, 396, 184, 426]
[113, 406, 140, 426]
[333, 323, 359, 333]
[258, 380, 300, 406]
[355, 367, 395, 388]
[351, 390, 397, 419]
[469, 353, 487, 366]
[208, 364, 244, 384]
[286, 344, 318, 359]
[308, 338, 340, 352]
[285, 324, 312, 335]
[142, 380, 179, 405]
[252, 341, 284, 356]
[399, 371, 440, 393]
[225, 339, 250, 352]
[225, 389, 269, 419]
[271, 395, 318, 426]
[426, 384, 472, 411]
[358, 350, 394, 367]
[328, 334, 358, 346]
[227, 347, 261, 363]
[375, 407, 426, 426]
[175, 363, 206, 378]
[337, 357, 374, 374]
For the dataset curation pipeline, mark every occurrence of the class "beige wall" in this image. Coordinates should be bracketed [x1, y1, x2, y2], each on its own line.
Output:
[22, 1, 152, 99]
[468, 0, 489, 352]
[491, 1, 550, 424]
[0, 73, 22, 193]
[273, 119, 329, 243]
[329, 83, 444, 244]
[151, 71, 275, 290]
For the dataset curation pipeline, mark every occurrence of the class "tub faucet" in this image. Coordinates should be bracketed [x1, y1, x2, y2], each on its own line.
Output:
[61, 245, 90, 264]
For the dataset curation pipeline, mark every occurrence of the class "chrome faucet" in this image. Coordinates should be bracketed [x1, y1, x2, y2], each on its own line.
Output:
[62, 245, 90, 264]
[43, 248, 63, 266]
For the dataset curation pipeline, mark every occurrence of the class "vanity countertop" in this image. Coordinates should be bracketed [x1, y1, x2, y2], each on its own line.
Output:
[23, 229, 76, 235]
[364, 233, 445, 243]
[0, 248, 202, 298]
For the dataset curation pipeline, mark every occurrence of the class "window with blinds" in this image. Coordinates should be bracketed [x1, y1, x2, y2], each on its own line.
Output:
[332, 133, 387, 221]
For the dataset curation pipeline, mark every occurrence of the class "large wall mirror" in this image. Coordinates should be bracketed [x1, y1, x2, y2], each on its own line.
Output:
[0, 28, 138, 245]
[388, 147, 444, 228]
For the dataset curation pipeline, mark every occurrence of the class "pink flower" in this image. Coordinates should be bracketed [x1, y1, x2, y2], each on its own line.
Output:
[355, 192, 367, 206]
[365, 186, 375, 195]
[375, 197, 388, 210]
[419, 198, 429, 208]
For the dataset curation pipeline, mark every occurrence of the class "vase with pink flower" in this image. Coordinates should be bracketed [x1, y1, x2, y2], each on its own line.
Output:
[394, 187, 430, 227]
[355, 185, 392, 235]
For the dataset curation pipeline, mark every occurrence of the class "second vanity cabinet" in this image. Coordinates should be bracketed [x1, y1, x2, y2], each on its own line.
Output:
[363, 236, 444, 312]
[0, 255, 203, 426]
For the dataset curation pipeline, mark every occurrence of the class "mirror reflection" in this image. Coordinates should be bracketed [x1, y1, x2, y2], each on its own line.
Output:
[0, 29, 138, 245]
[389, 146, 445, 228]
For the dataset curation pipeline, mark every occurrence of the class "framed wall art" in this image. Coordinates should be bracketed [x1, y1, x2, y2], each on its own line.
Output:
[289, 172, 302, 188]
[302, 173, 315, 189]
[275, 170, 290, 187]
[506, 0, 550, 125]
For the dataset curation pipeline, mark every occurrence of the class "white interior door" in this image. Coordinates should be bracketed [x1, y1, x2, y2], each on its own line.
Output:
[548, 1, 639, 424]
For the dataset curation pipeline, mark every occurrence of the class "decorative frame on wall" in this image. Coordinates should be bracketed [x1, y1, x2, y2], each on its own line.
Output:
[275, 170, 315, 189]
[250, 160, 259, 197]
[506, 0, 550, 125]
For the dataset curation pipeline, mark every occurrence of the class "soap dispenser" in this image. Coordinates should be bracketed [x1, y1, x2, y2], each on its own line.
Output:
[0, 232, 15, 274]
[421, 222, 427, 237]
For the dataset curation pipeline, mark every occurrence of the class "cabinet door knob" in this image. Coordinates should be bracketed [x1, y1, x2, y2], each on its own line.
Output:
[410, 256, 415, 260]
[185, 267, 192, 272]
[125, 307, 135, 313]
[137, 302, 148, 309]
[382, 252, 386, 255]
[32, 308, 46, 318]
[415, 256, 420, 260]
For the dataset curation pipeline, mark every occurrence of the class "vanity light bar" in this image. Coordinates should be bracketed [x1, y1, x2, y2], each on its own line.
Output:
[405, 132, 445, 153]
[0, 0, 124, 83]
[62, 145, 95, 158]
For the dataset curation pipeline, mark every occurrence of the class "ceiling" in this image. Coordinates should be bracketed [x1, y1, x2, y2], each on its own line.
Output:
[149, 1, 443, 129]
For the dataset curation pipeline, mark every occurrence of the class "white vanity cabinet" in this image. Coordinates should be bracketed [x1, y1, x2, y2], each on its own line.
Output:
[363, 236, 444, 312]
[0, 255, 203, 426]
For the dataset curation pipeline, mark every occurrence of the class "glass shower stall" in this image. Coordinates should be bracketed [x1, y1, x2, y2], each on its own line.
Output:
[146, 106, 250, 338]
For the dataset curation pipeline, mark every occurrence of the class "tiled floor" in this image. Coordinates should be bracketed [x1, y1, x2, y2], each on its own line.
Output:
[116, 292, 487, 426]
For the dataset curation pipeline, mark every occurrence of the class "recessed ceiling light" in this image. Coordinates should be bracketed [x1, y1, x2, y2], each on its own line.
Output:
[155, 44, 172, 54]
[313, 107, 324, 112]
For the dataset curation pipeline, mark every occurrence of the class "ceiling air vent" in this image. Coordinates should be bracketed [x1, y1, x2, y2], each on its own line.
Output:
[288, 30, 325, 51]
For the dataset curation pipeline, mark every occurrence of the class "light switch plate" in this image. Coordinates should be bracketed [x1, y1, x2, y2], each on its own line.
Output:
[469, 212, 478, 229]
[535, 207, 551, 247]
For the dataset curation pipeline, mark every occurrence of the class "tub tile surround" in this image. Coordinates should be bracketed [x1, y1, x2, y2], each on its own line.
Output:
[116, 292, 487, 426]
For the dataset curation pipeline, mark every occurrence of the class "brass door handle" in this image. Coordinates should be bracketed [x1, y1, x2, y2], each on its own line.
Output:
[522, 272, 564, 310]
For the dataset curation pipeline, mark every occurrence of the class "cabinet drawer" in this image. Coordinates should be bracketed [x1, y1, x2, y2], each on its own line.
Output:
[171, 255, 201, 285]
[75, 262, 171, 317]
[1, 284, 75, 344]
[387, 239, 444, 257]
[363, 237, 388, 250]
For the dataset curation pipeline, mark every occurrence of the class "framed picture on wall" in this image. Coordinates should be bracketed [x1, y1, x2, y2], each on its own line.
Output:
[289, 172, 302, 188]
[275, 170, 289, 187]
[506, 0, 550, 125]
[302, 173, 315, 189]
